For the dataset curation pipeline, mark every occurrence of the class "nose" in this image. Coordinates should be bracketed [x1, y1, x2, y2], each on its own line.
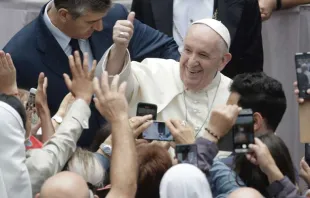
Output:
[93, 19, 103, 31]
[187, 54, 199, 67]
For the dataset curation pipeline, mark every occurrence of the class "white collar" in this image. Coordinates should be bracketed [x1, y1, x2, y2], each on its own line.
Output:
[43, 0, 71, 51]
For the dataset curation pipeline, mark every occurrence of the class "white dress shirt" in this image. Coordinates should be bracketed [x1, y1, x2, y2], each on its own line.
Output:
[43, 1, 94, 69]
[173, 0, 214, 52]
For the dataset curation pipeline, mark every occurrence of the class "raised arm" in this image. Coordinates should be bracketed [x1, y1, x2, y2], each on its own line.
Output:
[93, 72, 137, 198]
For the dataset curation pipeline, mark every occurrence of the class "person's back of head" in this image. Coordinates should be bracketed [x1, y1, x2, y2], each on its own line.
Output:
[0, 93, 26, 128]
[229, 72, 286, 132]
[66, 148, 105, 189]
[234, 133, 295, 197]
[160, 164, 212, 198]
[228, 187, 263, 198]
[35, 171, 97, 198]
[136, 144, 172, 198]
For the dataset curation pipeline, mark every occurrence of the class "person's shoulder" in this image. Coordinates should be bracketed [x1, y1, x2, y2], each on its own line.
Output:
[104, 3, 128, 19]
[3, 17, 39, 53]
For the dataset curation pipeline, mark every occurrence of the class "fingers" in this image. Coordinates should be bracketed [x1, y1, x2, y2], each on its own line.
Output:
[43, 77, 48, 90]
[127, 12, 135, 24]
[63, 73, 72, 91]
[37, 73, 45, 90]
[110, 75, 120, 92]
[93, 77, 103, 99]
[5, 53, 15, 71]
[82, 53, 89, 74]
[0, 51, 8, 70]
[301, 158, 310, 170]
[165, 120, 176, 135]
[246, 153, 258, 165]
[118, 81, 127, 95]
[68, 55, 78, 77]
[134, 120, 152, 138]
[100, 71, 109, 95]
[73, 51, 83, 75]
[89, 60, 97, 79]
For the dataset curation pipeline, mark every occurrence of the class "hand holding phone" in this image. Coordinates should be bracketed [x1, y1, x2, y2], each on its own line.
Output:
[142, 121, 173, 141]
[233, 109, 254, 153]
[305, 143, 310, 166]
[26, 88, 39, 126]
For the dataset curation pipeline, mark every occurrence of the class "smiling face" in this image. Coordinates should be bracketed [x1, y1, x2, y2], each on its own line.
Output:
[180, 24, 231, 91]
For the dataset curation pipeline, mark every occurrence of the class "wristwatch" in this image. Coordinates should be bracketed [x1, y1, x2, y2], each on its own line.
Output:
[100, 143, 112, 157]
[52, 115, 63, 124]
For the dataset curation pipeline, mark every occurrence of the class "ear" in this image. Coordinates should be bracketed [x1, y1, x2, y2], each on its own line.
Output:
[58, 8, 71, 23]
[218, 53, 232, 71]
[253, 112, 264, 133]
[35, 193, 40, 198]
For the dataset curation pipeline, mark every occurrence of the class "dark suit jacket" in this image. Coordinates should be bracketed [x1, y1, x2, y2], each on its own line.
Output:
[3, 3, 180, 147]
[131, 0, 263, 78]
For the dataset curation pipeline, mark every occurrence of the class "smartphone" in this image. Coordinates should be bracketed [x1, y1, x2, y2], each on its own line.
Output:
[26, 88, 39, 126]
[295, 53, 310, 99]
[142, 121, 173, 141]
[175, 144, 198, 166]
[233, 109, 254, 153]
[136, 102, 157, 120]
[305, 143, 310, 166]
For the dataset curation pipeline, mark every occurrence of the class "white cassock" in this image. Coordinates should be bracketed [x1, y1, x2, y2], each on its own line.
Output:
[96, 46, 232, 138]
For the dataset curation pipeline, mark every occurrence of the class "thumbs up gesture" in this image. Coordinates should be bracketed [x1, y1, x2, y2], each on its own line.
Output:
[113, 12, 135, 49]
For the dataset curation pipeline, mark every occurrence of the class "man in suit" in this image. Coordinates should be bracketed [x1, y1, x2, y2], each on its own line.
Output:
[131, 0, 263, 78]
[3, 0, 180, 147]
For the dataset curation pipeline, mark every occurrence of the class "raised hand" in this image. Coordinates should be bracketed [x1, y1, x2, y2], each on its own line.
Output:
[113, 12, 135, 49]
[258, 0, 276, 21]
[35, 73, 48, 112]
[129, 115, 153, 138]
[93, 71, 128, 122]
[206, 104, 241, 140]
[0, 51, 18, 96]
[166, 120, 195, 145]
[63, 51, 97, 104]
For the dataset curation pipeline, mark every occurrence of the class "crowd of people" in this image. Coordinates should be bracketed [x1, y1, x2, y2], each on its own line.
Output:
[2, 0, 310, 197]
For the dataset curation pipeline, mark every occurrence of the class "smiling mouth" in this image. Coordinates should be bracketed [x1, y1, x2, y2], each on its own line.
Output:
[187, 69, 203, 74]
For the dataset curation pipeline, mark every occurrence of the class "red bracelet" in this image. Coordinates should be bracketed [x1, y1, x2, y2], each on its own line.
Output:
[205, 127, 220, 140]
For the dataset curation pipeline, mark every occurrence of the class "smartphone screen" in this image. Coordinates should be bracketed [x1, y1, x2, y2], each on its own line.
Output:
[26, 88, 39, 126]
[233, 109, 254, 153]
[175, 144, 198, 166]
[136, 102, 157, 120]
[142, 121, 173, 141]
[295, 53, 310, 99]
[305, 143, 310, 166]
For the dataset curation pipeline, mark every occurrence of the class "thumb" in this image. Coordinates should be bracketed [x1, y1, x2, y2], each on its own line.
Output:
[127, 12, 135, 24]
[63, 73, 72, 91]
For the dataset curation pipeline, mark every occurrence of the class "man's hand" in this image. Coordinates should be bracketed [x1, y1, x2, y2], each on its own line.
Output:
[63, 51, 97, 104]
[55, 93, 75, 118]
[0, 51, 18, 96]
[206, 105, 241, 140]
[93, 71, 128, 122]
[35, 73, 48, 112]
[293, 81, 310, 103]
[246, 138, 284, 183]
[259, 0, 277, 21]
[129, 115, 153, 138]
[299, 157, 310, 186]
[166, 119, 195, 145]
[113, 12, 135, 50]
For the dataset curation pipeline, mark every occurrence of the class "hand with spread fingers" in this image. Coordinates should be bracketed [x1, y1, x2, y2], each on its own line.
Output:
[0, 51, 18, 96]
[35, 73, 48, 112]
[129, 115, 153, 138]
[293, 81, 310, 104]
[166, 119, 195, 145]
[93, 71, 128, 122]
[113, 12, 135, 50]
[55, 93, 75, 118]
[205, 104, 241, 142]
[63, 51, 97, 104]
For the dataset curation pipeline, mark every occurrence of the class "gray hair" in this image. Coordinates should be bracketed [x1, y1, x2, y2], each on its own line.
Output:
[54, 0, 111, 19]
[67, 148, 105, 187]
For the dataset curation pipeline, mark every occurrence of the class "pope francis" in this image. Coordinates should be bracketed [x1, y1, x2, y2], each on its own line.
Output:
[96, 14, 232, 137]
